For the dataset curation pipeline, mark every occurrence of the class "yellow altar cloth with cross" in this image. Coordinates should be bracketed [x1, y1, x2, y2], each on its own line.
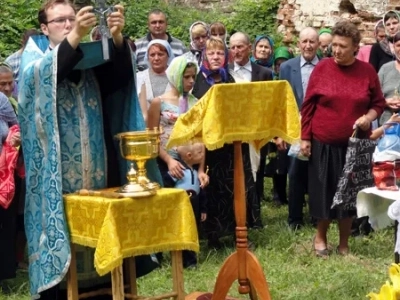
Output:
[64, 188, 199, 276]
[166, 81, 300, 150]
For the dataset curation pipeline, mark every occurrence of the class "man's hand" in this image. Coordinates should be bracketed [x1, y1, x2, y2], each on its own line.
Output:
[67, 6, 97, 48]
[198, 172, 209, 188]
[355, 115, 371, 131]
[108, 4, 124, 47]
[274, 137, 287, 151]
[300, 140, 311, 157]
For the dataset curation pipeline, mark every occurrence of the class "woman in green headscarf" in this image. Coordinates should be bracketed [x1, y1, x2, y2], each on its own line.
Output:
[273, 46, 293, 79]
[147, 55, 208, 185]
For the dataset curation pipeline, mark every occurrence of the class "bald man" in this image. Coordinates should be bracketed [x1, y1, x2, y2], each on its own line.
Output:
[319, 30, 333, 57]
[277, 27, 320, 230]
[229, 32, 273, 82]
[228, 32, 273, 222]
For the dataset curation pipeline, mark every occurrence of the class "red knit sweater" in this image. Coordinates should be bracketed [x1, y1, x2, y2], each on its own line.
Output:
[301, 58, 385, 145]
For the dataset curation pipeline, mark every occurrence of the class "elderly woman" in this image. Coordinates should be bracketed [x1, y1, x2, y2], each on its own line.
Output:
[137, 39, 175, 122]
[300, 20, 385, 257]
[184, 21, 209, 67]
[378, 32, 400, 126]
[0, 91, 20, 282]
[192, 37, 261, 248]
[369, 10, 400, 72]
[250, 35, 274, 68]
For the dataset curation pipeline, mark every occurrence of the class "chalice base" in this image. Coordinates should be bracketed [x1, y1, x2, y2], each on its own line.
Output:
[117, 182, 157, 198]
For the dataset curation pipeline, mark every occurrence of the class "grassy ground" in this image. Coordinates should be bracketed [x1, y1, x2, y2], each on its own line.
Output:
[0, 178, 394, 299]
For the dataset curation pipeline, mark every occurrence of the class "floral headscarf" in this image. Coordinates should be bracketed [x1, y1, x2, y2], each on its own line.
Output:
[189, 21, 209, 51]
[199, 38, 229, 86]
[250, 35, 274, 68]
[166, 56, 198, 113]
[143, 39, 175, 67]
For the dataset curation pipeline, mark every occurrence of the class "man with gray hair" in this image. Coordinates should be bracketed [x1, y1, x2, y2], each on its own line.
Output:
[229, 31, 273, 228]
[277, 27, 320, 230]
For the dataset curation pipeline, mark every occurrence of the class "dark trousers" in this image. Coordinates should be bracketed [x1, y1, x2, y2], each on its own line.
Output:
[272, 174, 287, 202]
[288, 157, 308, 225]
[256, 145, 269, 201]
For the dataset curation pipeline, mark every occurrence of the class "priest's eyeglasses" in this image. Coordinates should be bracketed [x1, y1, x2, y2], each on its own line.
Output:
[47, 16, 76, 25]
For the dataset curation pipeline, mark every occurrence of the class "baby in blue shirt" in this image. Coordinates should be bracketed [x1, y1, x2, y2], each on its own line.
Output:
[164, 142, 207, 268]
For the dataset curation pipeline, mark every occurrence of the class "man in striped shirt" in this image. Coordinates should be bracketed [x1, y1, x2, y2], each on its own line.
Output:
[135, 9, 187, 71]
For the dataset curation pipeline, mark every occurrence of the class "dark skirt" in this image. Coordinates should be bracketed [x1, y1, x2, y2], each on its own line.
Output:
[0, 192, 17, 281]
[308, 139, 356, 220]
[203, 143, 262, 239]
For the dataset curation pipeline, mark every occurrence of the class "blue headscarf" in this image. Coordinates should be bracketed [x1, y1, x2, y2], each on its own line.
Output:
[250, 35, 274, 68]
[199, 38, 229, 86]
[144, 39, 175, 68]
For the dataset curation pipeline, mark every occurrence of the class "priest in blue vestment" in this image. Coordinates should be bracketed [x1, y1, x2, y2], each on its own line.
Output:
[18, 1, 161, 299]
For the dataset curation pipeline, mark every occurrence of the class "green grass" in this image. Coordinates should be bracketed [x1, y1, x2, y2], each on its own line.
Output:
[0, 178, 394, 299]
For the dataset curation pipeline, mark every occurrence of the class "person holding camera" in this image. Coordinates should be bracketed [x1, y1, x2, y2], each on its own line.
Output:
[18, 0, 160, 298]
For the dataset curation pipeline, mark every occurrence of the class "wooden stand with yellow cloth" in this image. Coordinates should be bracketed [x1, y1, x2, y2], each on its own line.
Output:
[167, 81, 300, 300]
[63, 188, 199, 300]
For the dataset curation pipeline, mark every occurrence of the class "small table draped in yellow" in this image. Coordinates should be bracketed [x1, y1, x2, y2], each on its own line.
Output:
[166, 80, 301, 151]
[64, 188, 199, 276]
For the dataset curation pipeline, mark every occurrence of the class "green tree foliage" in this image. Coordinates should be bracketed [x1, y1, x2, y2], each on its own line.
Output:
[225, 0, 281, 43]
[0, 0, 41, 59]
[0, 0, 281, 59]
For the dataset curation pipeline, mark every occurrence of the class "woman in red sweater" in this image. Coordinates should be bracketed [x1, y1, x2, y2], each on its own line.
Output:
[300, 20, 385, 257]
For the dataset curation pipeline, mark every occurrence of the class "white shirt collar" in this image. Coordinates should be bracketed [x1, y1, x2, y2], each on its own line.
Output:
[234, 60, 252, 72]
[300, 55, 319, 67]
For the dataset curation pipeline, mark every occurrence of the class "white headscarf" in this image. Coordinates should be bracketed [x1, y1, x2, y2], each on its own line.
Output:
[143, 39, 175, 67]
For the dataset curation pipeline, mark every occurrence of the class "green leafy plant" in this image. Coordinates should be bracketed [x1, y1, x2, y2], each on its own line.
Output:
[0, 0, 41, 59]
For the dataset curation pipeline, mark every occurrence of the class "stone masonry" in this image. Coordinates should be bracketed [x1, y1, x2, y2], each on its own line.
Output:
[277, 0, 400, 44]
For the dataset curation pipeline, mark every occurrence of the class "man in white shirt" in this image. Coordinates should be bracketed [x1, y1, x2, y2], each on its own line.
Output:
[229, 32, 273, 228]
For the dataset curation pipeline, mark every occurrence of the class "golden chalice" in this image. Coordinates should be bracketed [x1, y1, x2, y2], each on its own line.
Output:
[115, 128, 162, 197]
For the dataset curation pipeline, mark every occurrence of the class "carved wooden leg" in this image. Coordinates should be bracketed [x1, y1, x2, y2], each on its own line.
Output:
[249, 280, 258, 300]
[171, 251, 185, 300]
[246, 251, 271, 300]
[111, 265, 124, 300]
[124, 257, 137, 299]
[211, 253, 238, 299]
[67, 243, 79, 300]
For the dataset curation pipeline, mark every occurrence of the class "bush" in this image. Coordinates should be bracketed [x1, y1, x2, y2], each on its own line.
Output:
[0, 0, 41, 59]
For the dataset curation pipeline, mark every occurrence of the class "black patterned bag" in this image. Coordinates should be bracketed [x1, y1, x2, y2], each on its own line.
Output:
[331, 130, 377, 210]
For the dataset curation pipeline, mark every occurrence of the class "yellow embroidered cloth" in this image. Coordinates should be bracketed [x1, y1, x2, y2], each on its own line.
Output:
[166, 81, 300, 151]
[64, 188, 199, 276]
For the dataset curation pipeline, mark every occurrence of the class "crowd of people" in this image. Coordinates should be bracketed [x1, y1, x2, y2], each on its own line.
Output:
[0, 0, 398, 298]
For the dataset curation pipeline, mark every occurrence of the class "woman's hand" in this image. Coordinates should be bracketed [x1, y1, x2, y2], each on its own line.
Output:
[198, 171, 209, 188]
[355, 115, 371, 131]
[167, 158, 185, 179]
[300, 140, 311, 157]
[386, 97, 400, 110]
[10, 132, 21, 147]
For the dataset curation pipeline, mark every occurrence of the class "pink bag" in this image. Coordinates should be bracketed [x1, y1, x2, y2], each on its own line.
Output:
[0, 125, 24, 209]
